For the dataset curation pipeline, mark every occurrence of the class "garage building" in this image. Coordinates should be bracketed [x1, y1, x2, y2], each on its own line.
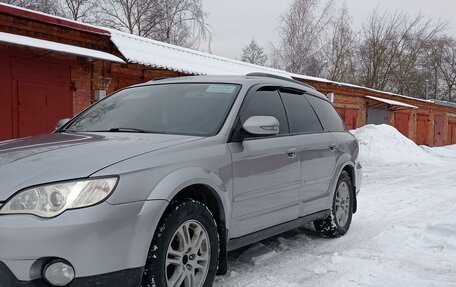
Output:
[1, 3, 455, 146]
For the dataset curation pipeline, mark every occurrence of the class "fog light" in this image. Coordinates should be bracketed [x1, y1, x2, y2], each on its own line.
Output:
[42, 260, 75, 286]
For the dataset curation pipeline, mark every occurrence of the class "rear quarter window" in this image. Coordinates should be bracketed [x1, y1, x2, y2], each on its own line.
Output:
[306, 95, 346, 132]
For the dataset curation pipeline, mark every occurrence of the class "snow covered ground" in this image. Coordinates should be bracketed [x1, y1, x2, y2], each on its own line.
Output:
[215, 125, 456, 287]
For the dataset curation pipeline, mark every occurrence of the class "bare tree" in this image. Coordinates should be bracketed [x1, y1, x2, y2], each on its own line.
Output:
[61, 0, 98, 22]
[276, 0, 334, 76]
[358, 9, 445, 94]
[1, 0, 63, 15]
[0, 0, 26, 5]
[99, 0, 210, 48]
[152, 0, 210, 47]
[358, 10, 404, 90]
[241, 39, 268, 65]
[440, 43, 456, 102]
[424, 36, 456, 102]
[99, 0, 155, 36]
[321, 3, 356, 82]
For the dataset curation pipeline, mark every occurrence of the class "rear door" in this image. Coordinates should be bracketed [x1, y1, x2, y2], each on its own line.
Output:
[228, 86, 300, 238]
[280, 89, 338, 216]
[306, 95, 347, 212]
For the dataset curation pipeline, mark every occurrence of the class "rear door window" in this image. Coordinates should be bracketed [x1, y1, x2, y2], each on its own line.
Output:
[279, 89, 323, 134]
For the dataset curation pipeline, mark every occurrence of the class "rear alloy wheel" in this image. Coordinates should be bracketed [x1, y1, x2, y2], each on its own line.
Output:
[314, 171, 353, 238]
[141, 199, 219, 287]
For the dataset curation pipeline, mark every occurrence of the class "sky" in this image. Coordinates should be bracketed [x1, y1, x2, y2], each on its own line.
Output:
[201, 0, 456, 60]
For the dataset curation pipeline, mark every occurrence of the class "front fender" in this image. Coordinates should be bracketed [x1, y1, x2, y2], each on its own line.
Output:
[146, 167, 231, 223]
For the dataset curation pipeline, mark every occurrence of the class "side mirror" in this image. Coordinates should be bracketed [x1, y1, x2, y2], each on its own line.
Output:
[55, 118, 71, 130]
[242, 116, 280, 136]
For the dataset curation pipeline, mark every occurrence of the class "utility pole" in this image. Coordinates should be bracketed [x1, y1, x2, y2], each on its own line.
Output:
[425, 79, 429, 100]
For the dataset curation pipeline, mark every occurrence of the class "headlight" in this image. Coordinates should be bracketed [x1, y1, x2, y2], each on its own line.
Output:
[0, 177, 118, 218]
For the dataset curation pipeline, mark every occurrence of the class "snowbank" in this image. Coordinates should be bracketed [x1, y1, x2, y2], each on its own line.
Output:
[351, 124, 437, 166]
[420, 145, 456, 158]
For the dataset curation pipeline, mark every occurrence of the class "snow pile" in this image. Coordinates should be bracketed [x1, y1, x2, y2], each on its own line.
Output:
[351, 124, 437, 166]
[238, 243, 278, 266]
[421, 144, 456, 158]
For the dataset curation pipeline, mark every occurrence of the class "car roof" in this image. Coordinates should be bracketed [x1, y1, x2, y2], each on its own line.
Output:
[134, 74, 330, 102]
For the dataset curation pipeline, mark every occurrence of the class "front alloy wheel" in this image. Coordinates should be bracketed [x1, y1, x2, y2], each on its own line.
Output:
[142, 199, 219, 287]
[166, 220, 211, 287]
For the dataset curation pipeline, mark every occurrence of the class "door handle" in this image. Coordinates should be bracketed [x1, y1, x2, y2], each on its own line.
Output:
[329, 144, 337, 152]
[286, 148, 297, 159]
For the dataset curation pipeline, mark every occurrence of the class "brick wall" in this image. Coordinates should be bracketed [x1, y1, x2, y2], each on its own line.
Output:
[71, 62, 92, 115]
[69, 61, 183, 117]
[0, 12, 116, 55]
[92, 61, 183, 94]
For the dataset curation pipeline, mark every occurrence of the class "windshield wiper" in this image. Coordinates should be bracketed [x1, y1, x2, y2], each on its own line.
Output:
[108, 127, 149, 133]
[62, 128, 168, 134]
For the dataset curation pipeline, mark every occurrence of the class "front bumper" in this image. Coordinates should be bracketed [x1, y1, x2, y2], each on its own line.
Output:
[0, 262, 142, 287]
[0, 200, 167, 286]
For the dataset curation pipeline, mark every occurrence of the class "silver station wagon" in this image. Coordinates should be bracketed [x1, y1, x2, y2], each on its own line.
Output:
[0, 73, 362, 287]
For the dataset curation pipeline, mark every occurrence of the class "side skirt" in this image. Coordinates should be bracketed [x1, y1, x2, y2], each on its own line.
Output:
[227, 210, 330, 252]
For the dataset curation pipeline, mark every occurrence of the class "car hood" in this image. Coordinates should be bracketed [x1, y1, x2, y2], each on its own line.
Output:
[0, 132, 200, 201]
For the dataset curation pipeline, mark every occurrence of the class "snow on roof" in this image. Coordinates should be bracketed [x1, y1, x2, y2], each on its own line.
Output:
[365, 95, 418, 109]
[429, 99, 456, 108]
[291, 73, 434, 105]
[0, 32, 124, 63]
[108, 29, 291, 77]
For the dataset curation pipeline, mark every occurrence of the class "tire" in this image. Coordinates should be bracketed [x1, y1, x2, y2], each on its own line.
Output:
[314, 171, 353, 238]
[141, 199, 219, 287]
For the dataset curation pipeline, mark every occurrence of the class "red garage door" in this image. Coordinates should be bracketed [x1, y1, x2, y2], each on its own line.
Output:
[394, 113, 410, 137]
[449, 121, 456, 145]
[433, 115, 445, 147]
[0, 55, 13, 140]
[0, 55, 72, 140]
[336, 108, 358, 130]
[416, 114, 430, 146]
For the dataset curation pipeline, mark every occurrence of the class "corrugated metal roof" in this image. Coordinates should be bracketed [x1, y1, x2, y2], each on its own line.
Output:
[108, 29, 291, 77]
[365, 95, 418, 109]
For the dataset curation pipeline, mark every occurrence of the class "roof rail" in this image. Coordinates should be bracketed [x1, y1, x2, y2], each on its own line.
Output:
[145, 77, 169, 83]
[246, 72, 316, 90]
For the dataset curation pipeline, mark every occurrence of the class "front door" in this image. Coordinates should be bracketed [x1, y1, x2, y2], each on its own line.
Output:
[228, 87, 300, 238]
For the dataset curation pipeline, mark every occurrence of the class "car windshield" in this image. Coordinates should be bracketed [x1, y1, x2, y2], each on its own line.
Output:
[65, 83, 241, 136]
